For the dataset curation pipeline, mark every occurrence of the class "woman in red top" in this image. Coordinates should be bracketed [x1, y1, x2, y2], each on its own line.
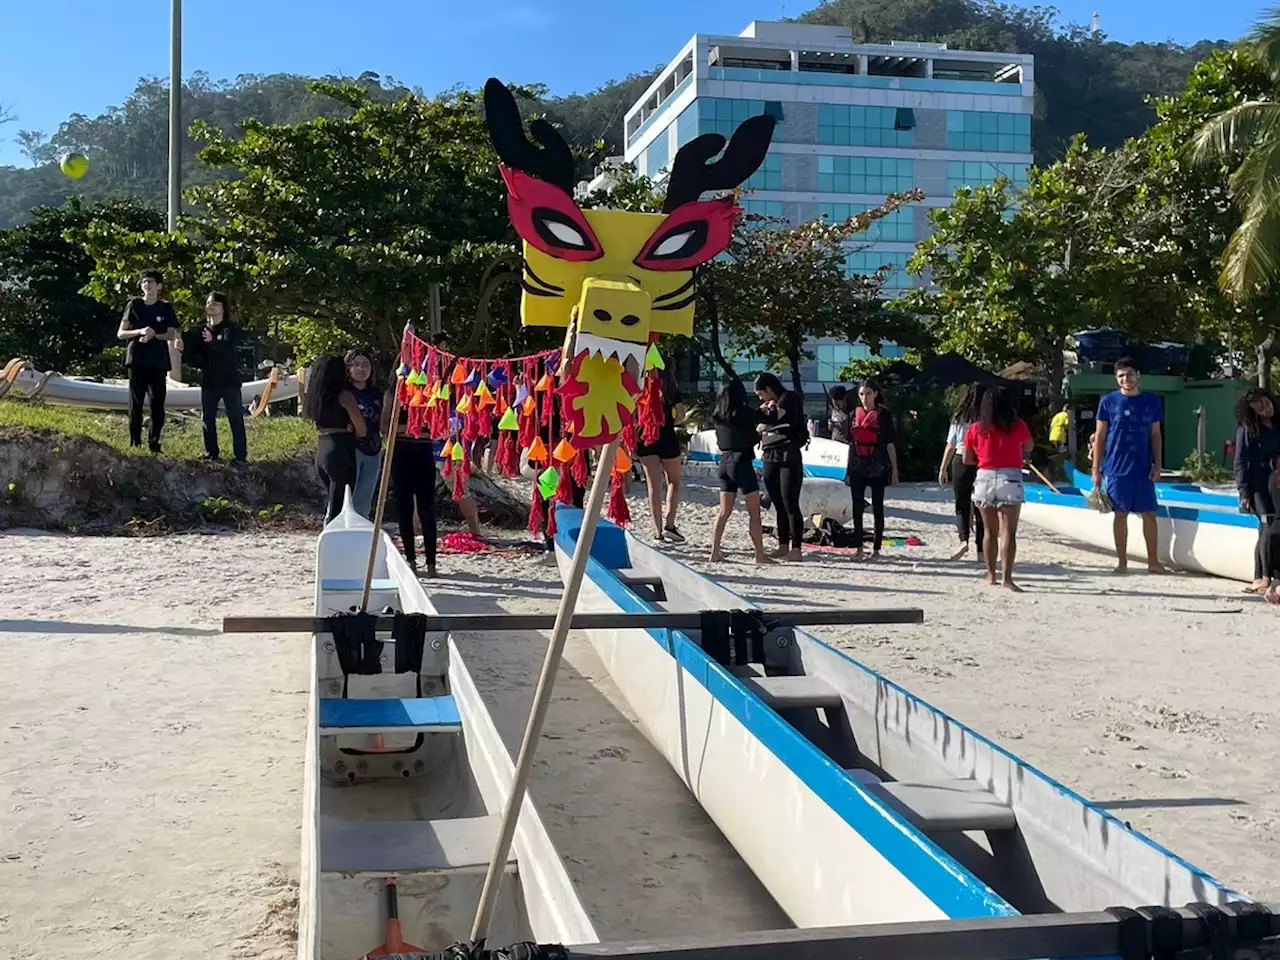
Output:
[963, 388, 1033, 591]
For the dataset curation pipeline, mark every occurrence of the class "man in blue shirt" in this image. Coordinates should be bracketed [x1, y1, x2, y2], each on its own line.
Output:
[1091, 356, 1167, 574]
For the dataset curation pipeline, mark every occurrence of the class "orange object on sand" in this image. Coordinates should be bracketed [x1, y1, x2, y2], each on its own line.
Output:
[527, 437, 549, 462]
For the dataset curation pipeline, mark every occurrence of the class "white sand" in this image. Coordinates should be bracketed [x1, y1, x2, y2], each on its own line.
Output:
[2, 471, 1277, 956]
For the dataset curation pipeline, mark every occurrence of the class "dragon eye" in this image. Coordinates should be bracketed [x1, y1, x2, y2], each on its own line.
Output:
[634, 198, 738, 272]
[500, 166, 602, 262]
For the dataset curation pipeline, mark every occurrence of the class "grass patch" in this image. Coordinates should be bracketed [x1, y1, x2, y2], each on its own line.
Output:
[0, 400, 316, 463]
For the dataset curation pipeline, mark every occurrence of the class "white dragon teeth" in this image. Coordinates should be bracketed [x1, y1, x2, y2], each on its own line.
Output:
[575, 333, 647, 368]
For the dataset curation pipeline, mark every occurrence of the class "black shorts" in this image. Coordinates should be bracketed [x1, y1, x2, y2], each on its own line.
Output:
[719, 451, 759, 495]
[636, 425, 682, 461]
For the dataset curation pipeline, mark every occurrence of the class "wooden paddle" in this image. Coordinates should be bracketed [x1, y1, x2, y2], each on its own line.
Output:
[1024, 459, 1061, 495]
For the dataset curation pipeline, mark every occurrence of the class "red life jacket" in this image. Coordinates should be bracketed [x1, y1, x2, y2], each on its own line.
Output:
[852, 407, 882, 459]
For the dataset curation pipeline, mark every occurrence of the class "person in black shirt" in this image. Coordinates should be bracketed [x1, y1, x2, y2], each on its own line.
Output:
[179, 292, 247, 463]
[117, 269, 180, 452]
[755, 372, 808, 561]
[709, 378, 771, 564]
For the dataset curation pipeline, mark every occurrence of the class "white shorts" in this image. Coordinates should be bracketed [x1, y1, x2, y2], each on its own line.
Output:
[972, 467, 1024, 509]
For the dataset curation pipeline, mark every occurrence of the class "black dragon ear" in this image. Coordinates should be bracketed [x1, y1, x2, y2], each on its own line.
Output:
[483, 77, 576, 195]
[662, 114, 777, 212]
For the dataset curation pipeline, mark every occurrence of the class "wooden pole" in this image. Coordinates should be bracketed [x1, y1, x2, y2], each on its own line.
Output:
[470, 438, 620, 941]
[359, 332, 411, 612]
[1024, 459, 1061, 495]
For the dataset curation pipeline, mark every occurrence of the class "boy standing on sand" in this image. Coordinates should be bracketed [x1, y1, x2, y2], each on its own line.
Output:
[117, 269, 180, 453]
[1091, 356, 1167, 574]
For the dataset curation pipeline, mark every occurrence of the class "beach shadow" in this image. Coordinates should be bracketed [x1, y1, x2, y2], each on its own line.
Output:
[1095, 797, 1246, 810]
[708, 572, 942, 597]
[0, 618, 221, 637]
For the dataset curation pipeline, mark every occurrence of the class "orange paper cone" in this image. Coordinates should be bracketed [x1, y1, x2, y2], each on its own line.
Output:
[552, 438, 576, 463]
[450, 364, 467, 385]
[613, 448, 632, 474]
[527, 437, 549, 463]
[522, 396, 536, 416]
[535, 373, 552, 392]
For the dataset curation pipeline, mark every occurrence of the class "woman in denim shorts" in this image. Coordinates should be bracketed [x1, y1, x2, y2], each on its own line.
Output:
[963, 388, 1033, 591]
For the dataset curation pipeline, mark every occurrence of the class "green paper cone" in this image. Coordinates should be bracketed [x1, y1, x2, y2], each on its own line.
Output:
[644, 343, 664, 371]
[451, 440, 465, 461]
[497, 407, 519, 431]
[537, 466, 560, 499]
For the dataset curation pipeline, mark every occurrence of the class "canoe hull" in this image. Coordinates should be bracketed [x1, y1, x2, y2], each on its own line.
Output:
[8, 366, 298, 410]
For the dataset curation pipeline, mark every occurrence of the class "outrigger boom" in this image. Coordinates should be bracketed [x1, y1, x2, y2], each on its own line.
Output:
[221, 607, 925, 635]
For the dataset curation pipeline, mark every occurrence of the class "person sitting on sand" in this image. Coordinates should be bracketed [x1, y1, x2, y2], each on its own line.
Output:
[1091, 357, 1167, 575]
[754, 372, 807, 562]
[304, 355, 367, 523]
[1233, 388, 1280, 600]
[709, 378, 771, 565]
[964, 387, 1033, 591]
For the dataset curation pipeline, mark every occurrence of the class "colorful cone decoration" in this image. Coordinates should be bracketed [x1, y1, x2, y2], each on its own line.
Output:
[451, 440, 465, 461]
[441, 439, 455, 459]
[527, 437, 549, 463]
[644, 343, 664, 371]
[552, 438, 576, 463]
[522, 395, 536, 416]
[450, 364, 467, 385]
[537, 466, 560, 500]
[487, 367, 509, 387]
[463, 368, 481, 389]
[613, 447, 632, 475]
[535, 373, 552, 392]
[436, 382, 451, 401]
[514, 383, 530, 407]
[476, 381, 495, 408]
[398, 363, 411, 378]
[497, 407, 519, 431]
[456, 393, 473, 414]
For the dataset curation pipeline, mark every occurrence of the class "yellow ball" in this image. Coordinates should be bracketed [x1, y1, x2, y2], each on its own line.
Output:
[59, 153, 89, 179]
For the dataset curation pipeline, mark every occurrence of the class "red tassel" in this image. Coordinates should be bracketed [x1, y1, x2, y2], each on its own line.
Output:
[638, 371, 663, 445]
[571, 449, 588, 487]
[528, 481, 544, 535]
[621, 421, 637, 451]
[464, 394, 481, 442]
[554, 459, 575, 505]
[497, 431, 519, 477]
[452, 462, 465, 501]
[546, 501, 558, 537]
[606, 470, 630, 526]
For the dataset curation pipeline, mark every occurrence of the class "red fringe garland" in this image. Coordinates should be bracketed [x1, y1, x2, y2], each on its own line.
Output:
[606, 470, 630, 526]
[546, 501, 557, 537]
[452, 460, 466, 501]
[441, 454, 452, 479]
[527, 481, 544, 535]
[554, 460, 575, 505]
[571, 449, 588, 487]
[621, 421, 637, 451]
[638, 371, 664, 445]
[496, 431, 519, 477]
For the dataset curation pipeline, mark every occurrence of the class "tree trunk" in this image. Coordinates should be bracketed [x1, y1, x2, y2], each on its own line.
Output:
[1047, 335, 1065, 406]
[1257, 327, 1278, 391]
[787, 329, 804, 404]
[698, 268, 739, 383]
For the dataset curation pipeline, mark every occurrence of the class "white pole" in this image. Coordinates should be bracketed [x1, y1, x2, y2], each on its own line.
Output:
[470, 440, 620, 940]
[167, 0, 184, 381]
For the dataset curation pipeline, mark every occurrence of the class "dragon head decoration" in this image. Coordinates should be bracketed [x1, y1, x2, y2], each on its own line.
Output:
[483, 78, 776, 449]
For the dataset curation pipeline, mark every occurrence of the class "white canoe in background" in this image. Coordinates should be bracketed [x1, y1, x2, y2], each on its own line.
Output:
[2, 360, 298, 412]
[1022, 483, 1257, 583]
[687, 428, 850, 480]
[553, 508, 1245, 930]
[1068, 466, 1238, 511]
[303, 495, 596, 959]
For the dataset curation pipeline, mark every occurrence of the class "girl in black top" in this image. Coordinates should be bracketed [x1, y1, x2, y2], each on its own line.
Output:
[181, 292, 247, 463]
[382, 388, 438, 578]
[636, 367, 687, 543]
[304, 354, 367, 522]
[1233, 389, 1280, 597]
[755, 372, 807, 561]
[845, 377, 899, 560]
[709, 378, 771, 564]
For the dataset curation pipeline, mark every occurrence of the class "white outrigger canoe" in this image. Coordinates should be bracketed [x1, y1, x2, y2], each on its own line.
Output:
[303, 497, 596, 958]
[1023, 480, 1257, 583]
[553, 506, 1247, 930]
[687, 428, 848, 479]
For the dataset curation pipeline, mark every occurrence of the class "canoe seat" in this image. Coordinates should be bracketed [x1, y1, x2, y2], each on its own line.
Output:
[615, 568, 667, 602]
[319, 577, 398, 592]
[319, 696, 461, 735]
[861, 777, 1016, 833]
[320, 814, 515, 875]
[740, 675, 843, 710]
[728, 663, 767, 679]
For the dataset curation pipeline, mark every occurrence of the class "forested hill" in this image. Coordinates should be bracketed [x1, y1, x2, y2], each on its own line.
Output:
[0, 0, 1233, 228]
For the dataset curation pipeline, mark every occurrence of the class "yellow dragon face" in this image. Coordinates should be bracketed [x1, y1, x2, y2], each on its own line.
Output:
[484, 78, 775, 448]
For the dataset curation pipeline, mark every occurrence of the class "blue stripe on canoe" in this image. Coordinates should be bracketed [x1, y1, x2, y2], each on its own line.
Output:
[686, 448, 846, 480]
[319, 578, 399, 592]
[1067, 466, 1237, 511]
[319, 696, 462, 730]
[554, 508, 1016, 921]
[1026, 483, 1257, 529]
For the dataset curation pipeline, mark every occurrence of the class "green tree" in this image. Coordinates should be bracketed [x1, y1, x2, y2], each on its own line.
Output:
[708, 192, 923, 399]
[76, 80, 529, 360]
[1184, 24, 1280, 386]
[0, 197, 164, 372]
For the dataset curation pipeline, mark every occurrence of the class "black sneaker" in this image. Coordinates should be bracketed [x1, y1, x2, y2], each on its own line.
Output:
[663, 525, 686, 544]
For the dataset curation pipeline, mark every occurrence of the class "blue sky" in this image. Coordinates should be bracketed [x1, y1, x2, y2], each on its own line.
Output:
[0, 0, 1265, 166]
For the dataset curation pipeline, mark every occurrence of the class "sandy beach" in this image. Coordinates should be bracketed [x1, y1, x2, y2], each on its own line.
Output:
[2, 473, 1278, 957]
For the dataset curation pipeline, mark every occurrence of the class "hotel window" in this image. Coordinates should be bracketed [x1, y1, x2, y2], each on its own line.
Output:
[746, 153, 782, 191]
[816, 203, 915, 242]
[946, 111, 1031, 153]
[742, 199, 785, 221]
[645, 130, 670, 178]
[676, 104, 699, 148]
[817, 156, 914, 195]
[814, 343, 906, 381]
[699, 98, 766, 139]
[844, 250, 913, 290]
[947, 160, 1030, 193]
[817, 104, 915, 147]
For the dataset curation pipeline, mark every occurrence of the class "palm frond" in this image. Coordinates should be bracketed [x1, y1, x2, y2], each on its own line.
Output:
[1220, 192, 1280, 297]
[1251, 8, 1280, 81]
[1186, 101, 1280, 167]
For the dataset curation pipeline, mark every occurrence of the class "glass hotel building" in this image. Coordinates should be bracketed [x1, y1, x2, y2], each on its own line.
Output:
[619, 20, 1035, 393]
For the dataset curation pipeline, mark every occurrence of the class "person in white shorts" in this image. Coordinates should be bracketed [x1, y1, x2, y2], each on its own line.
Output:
[963, 388, 1034, 592]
